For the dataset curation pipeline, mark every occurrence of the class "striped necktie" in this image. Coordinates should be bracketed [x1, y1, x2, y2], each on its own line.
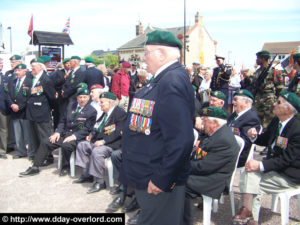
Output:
[96, 113, 108, 132]
[15, 79, 21, 96]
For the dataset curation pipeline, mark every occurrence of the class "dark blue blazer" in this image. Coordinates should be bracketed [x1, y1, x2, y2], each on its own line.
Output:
[0, 72, 10, 115]
[62, 68, 85, 100]
[119, 61, 195, 192]
[84, 67, 104, 89]
[228, 108, 261, 167]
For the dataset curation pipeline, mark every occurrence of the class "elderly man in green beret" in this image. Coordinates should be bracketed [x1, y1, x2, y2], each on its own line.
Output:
[183, 106, 240, 225]
[288, 53, 300, 97]
[73, 92, 126, 194]
[20, 88, 97, 177]
[233, 90, 300, 225]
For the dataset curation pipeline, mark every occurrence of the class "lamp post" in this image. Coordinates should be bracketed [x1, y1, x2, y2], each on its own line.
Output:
[7, 26, 12, 54]
[183, 0, 186, 66]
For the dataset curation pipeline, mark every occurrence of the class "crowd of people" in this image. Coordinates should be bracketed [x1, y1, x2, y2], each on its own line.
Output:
[1, 29, 300, 225]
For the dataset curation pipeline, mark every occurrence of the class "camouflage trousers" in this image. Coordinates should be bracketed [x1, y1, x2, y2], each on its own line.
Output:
[254, 94, 276, 129]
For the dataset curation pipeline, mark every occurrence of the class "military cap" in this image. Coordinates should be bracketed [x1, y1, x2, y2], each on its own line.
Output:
[90, 84, 103, 91]
[14, 64, 27, 70]
[76, 88, 90, 96]
[122, 61, 131, 68]
[85, 57, 95, 63]
[71, 56, 81, 61]
[279, 90, 300, 112]
[10, 55, 22, 60]
[63, 58, 70, 64]
[210, 90, 226, 101]
[146, 30, 182, 49]
[201, 106, 227, 119]
[256, 50, 270, 57]
[215, 55, 225, 60]
[31, 58, 45, 64]
[100, 92, 117, 100]
[233, 89, 254, 101]
[40, 55, 51, 63]
[293, 53, 300, 62]
[76, 82, 88, 89]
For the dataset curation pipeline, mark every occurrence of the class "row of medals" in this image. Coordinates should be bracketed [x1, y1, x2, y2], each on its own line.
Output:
[129, 98, 155, 135]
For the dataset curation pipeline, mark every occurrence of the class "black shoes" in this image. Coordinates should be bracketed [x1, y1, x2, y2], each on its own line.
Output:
[41, 157, 54, 167]
[59, 167, 70, 176]
[106, 196, 125, 213]
[127, 210, 140, 225]
[110, 184, 122, 195]
[19, 166, 40, 177]
[73, 176, 94, 184]
[87, 182, 106, 194]
[13, 155, 26, 159]
[122, 197, 139, 213]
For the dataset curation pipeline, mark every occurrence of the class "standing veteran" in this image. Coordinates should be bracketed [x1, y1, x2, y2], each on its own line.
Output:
[288, 53, 300, 97]
[20, 88, 96, 177]
[119, 30, 195, 225]
[228, 89, 261, 167]
[74, 92, 126, 194]
[183, 107, 240, 225]
[6, 64, 35, 159]
[233, 90, 300, 225]
[84, 57, 104, 89]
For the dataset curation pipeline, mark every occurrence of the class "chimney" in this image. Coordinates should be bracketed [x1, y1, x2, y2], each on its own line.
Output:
[195, 12, 203, 26]
[136, 21, 143, 36]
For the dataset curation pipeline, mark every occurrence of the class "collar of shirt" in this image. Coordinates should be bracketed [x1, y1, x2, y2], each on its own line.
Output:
[33, 70, 43, 86]
[106, 106, 115, 120]
[16, 76, 26, 88]
[279, 116, 294, 135]
[153, 60, 178, 79]
[73, 66, 80, 74]
[235, 107, 251, 120]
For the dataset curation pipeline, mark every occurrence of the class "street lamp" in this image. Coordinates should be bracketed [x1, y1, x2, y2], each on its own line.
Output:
[7, 26, 12, 54]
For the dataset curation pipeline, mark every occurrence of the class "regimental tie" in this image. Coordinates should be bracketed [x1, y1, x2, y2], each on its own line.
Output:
[96, 113, 108, 132]
[15, 79, 21, 96]
[32, 76, 36, 87]
[73, 106, 81, 118]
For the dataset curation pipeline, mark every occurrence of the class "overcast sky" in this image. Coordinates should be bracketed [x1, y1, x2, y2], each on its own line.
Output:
[0, 0, 300, 69]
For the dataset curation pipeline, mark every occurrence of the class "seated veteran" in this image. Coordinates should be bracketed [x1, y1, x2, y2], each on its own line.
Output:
[19, 88, 97, 177]
[227, 89, 261, 167]
[183, 107, 240, 225]
[73, 92, 127, 194]
[233, 91, 300, 225]
[89, 84, 104, 120]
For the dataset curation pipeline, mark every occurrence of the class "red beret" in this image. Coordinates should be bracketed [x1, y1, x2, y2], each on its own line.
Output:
[122, 61, 131, 68]
[90, 84, 103, 91]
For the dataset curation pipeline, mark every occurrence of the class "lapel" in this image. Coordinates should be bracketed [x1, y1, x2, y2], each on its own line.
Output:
[105, 107, 116, 126]
[280, 116, 296, 138]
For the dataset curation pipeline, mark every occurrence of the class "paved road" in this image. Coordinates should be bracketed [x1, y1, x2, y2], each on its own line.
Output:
[0, 149, 299, 225]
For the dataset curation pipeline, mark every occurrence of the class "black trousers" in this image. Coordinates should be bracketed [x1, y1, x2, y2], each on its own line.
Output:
[135, 185, 185, 225]
[33, 136, 76, 168]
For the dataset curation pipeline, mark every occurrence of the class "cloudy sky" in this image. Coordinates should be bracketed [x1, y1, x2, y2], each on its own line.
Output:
[0, 0, 300, 69]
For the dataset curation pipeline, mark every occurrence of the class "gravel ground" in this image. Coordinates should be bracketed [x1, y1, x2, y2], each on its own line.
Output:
[0, 148, 299, 225]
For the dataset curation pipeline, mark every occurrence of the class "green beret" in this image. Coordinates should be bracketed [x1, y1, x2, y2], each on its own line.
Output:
[63, 58, 70, 64]
[100, 92, 116, 100]
[31, 58, 45, 64]
[201, 106, 227, 119]
[76, 82, 88, 89]
[280, 90, 300, 112]
[14, 64, 27, 70]
[210, 91, 226, 101]
[10, 55, 22, 60]
[256, 50, 270, 57]
[85, 57, 95, 63]
[233, 89, 254, 100]
[71, 56, 81, 60]
[76, 88, 90, 96]
[293, 53, 300, 62]
[40, 55, 51, 63]
[146, 30, 182, 49]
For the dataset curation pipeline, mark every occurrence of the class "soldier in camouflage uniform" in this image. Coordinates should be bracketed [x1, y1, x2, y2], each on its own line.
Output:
[288, 53, 300, 97]
[252, 50, 284, 129]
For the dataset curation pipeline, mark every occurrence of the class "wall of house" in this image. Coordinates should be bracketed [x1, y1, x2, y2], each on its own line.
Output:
[118, 48, 144, 65]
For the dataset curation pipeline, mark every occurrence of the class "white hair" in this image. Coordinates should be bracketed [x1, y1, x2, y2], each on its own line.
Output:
[239, 96, 253, 105]
[207, 117, 227, 127]
[162, 45, 180, 59]
[283, 101, 298, 115]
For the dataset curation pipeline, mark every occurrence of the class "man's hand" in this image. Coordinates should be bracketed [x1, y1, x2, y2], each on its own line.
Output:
[49, 133, 60, 144]
[247, 127, 258, 139]
[63, 135, 76, 143]
[94, 140, 104, 147]
[245, 159, 260, 172]
[86, 135, 92, 142]
[11, 104, 19, 112]
[147, 180, 163, 195]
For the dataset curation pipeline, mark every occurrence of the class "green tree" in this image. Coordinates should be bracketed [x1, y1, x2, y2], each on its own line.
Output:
[103, 54, 119, 67]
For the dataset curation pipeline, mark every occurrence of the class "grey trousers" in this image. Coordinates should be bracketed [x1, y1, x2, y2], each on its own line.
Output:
[75, 141, 113, 179]
[239, 170, 300, 221]
[135, 185, 185, 225]
[0, 112, 15, 151]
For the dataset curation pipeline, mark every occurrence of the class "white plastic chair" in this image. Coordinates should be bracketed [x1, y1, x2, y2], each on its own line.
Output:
[271, 189, 300, 225]
[106, 157, 114, 188]
[57, 148, 76, 177]
[201, 135, 244, 225]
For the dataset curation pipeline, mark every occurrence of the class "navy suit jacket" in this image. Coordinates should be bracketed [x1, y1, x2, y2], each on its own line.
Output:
[119, 61, 195, 192]
[228, 108, 261, 167]
[62, 68, 85, 100]
[84, 67, 104, 88]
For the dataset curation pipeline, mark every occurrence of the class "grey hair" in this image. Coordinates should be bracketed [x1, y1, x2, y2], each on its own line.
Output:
[207, 117, 227, 127]
[239, 96, 253, 105]
[283, 101, 298, 115]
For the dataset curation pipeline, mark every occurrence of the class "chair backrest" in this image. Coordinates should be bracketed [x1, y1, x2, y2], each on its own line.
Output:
[193, 128, 199, 146]
[229, 135, 245, 191]
[245, 125, 263, 162]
